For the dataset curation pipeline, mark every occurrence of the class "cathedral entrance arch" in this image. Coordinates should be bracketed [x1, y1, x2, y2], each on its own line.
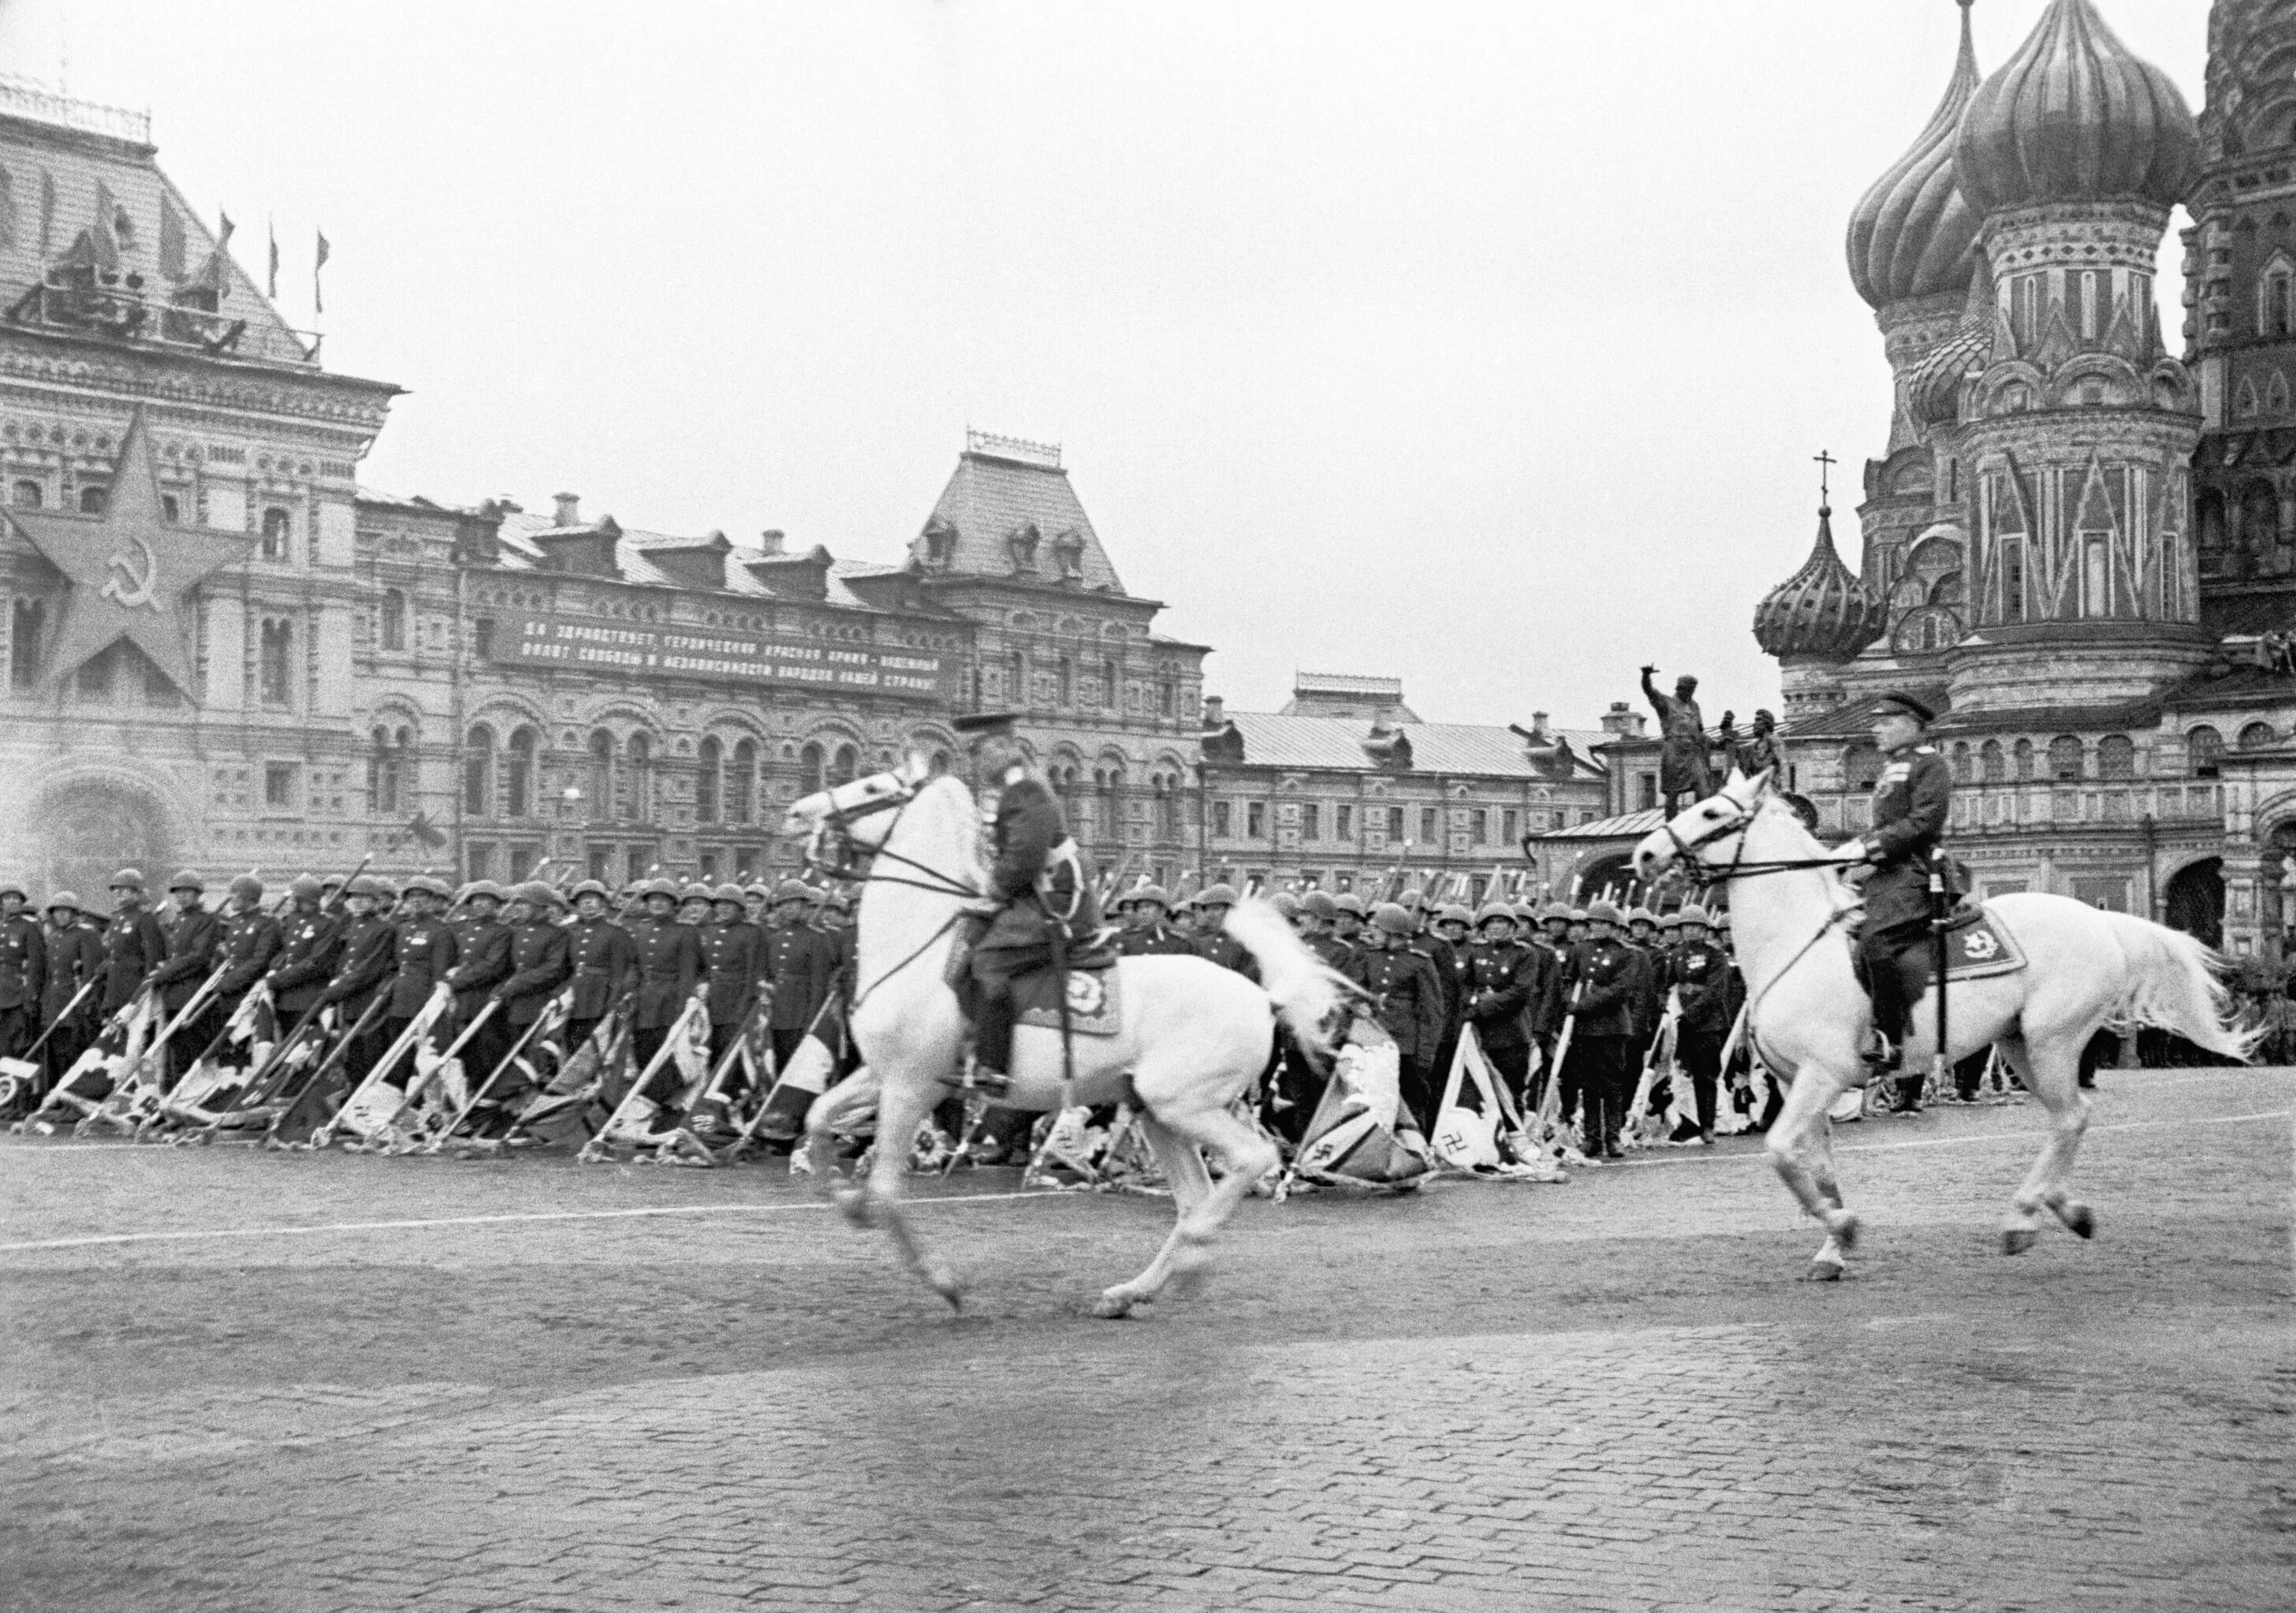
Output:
[32, 774, 180, 903]
[2164, 857, 2224, 949]
[1574, 851, 1638, 906]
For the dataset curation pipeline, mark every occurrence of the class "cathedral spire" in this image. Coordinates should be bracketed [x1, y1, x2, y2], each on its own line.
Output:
[1845, 1, 1984, 309]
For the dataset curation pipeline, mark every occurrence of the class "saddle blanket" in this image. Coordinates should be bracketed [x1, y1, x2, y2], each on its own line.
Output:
[1016, 966, 1124, 1037]
[1934, 906, 2026, 982]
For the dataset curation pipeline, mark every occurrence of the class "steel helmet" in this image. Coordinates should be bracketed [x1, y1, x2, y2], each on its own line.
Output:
[1678, 903, 1712, 928]
[1331, 892, 1368, 918]
[167, 868, 204, 894]
[108, 867, 146, 892]
[1300, 890, 1336, 920]
[1435, 903, 1474, 927]
[1372, 902, 1417, 937]
[1272, 891, 1301, 918]
[772, 879, 814, 904]
[571, 878, 611, 901]
[1473, 901, 1515, 927]
[43, 890, 80, 914]
[1584, 900, 1622, 925]
[1541, 902, 1572, 922]
[1624, 905, 1657, 928]
[1197, 883, 1239, 907]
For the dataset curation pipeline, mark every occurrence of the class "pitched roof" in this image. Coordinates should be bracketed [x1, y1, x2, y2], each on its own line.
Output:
[0, 95, 315, 368]
[480, 507, 934, 613]
[1210, 710, 1605, 780]
[1535, 808, 1665, 841]
[911, 448, 1126, 594]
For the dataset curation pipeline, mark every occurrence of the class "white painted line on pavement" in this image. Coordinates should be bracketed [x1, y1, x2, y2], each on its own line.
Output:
[0, 1188, 1068, 1254]
[1605, 1106, 2296, 1168]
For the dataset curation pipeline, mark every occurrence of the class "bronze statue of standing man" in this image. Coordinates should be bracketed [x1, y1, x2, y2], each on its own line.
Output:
[1641, 665, 1713, 815]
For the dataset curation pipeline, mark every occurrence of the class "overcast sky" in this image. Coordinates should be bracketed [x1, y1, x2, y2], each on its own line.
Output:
[0, 0, 2210, 732]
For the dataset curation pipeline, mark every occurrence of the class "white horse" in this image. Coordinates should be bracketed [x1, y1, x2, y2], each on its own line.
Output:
[1631, 769, 2256, 1277]
[781, 754, 1350, 1315]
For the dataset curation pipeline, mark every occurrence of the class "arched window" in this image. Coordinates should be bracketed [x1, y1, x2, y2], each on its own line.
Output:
[2048, 736, 2085, 780]
[2261, 261, 2292, 337]
[587, 731, 614, 816]
[2239, 721, 2277, 751]
[730, 739, 757, 822]
[12, 480, 39, 508]
[621, 733, 651, 821]
[832, 743, 859, 787]
[2097, 735, 2136, 780]
[1843, 743, 1884, 791]
[259, 618, 293, 706]
[2013, 738, 2035, 781]
[463, 725, 495, 816]
[930, 749, 951, 776]
[506, 728, 536, 818]
[78, 485, 106, 513]
[1951, 742, 1972, 784]
[1056, 656, 1073, 706]
[801, 741, 826, 795]
[380, 590, 407, 652]
[2189, 725, 2223, 778]
[369, 725, 404, 816]
[1979, 739, 2005, 783]
[261, 506, 291, 562]
[696, 736, 721, 823]
[9, 597, 43, 688]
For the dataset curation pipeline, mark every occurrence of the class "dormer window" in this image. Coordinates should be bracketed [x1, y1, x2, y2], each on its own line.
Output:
[921, 517, 955, 568]
[1007, 522, 1041, 572]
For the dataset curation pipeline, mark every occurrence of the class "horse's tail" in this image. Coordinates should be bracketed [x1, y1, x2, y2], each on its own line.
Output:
[2101, 910, 2263, 1062]
[1223, 898, 1351, 1065]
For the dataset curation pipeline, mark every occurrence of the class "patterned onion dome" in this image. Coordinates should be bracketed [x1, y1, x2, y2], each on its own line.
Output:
[1954, 0, 2198, 217]
[1846, 1, 1983, 308]
[1753, 505, 1887, 663]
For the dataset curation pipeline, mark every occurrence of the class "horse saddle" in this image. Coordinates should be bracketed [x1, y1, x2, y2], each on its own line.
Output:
[1014, 964, 1124, 1038]
[1852, 903, 2029, 1001]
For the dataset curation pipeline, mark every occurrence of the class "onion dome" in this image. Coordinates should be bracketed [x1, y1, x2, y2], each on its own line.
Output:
[1847, 1, 1983, 309]
[1954, 0, 2198, 217]
[1753, 505, 1887, 663]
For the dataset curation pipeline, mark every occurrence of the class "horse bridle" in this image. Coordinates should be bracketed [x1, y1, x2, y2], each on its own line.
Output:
[801, 771, 986, 1012]
[1662, 782, 1845, 890]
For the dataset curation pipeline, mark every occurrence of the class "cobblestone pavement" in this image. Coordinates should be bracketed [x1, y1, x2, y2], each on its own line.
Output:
[4, 1067, 2290, 1612]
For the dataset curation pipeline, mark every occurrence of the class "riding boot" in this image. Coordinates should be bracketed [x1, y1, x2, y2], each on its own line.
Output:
[969, 988, 1015, 1096]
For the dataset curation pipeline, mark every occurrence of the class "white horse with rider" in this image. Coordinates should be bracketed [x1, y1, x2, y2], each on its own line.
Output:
[781, 751, 1350, 1315]
[1631, 768, 2255, 1279]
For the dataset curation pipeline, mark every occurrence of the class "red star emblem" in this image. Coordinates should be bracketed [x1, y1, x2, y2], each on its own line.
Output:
[6, 407, 255, 697]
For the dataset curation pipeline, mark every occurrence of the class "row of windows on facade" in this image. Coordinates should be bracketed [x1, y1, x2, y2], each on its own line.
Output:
[9, 480, 300, 559]
[2199, 255, 2293, 341]
[461, 841, 780, 890]
[983, 654, 1180, 717]
[6, 601, 298, 702]
[2004, 269, 2152, 351]
[1979, 529, 2184, 624]
[1204, 801, 1578, 844]
[1836, 725, 2263, 789]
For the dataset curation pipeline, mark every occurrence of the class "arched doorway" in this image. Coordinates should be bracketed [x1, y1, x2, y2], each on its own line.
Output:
[34, 776, 179, 904]
[1573, 851, 1641, 908]
[2164, 857, 2224, 949]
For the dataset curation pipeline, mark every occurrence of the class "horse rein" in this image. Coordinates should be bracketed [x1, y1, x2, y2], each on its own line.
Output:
[800, 773, 982, 1011]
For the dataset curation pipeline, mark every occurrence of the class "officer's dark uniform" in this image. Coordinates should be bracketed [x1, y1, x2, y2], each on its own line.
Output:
[320, 893, 400, 1090]
[1340, 918, 1445, 1131]
[628, 895, 705, 1100]
[1463, 923, 1545, 1107]
[699, 899, 762, 1073]
[1666, 918, 1731, 1138]
[486, 889, 572, 1106]
[266, 900, 345, 1023]
[212, 892, 282, 1067]
[1116, 892, 1195, 957]
[378, 887, 459, 1087]
[761, 891, 837, 1069]
[0, 891, 47, 1064]
[1558, 917, 1636, 1157]
[38, 901, 103, 1096]
[150, 880, 223, 1091]
[446, 892, 513, 1084]
[1193, 888, 1256, 978]
[1858, 698, 1953, 1066]
[964, 731, 1101, 1079]
[99, 879, 169, 1017]
[562, 886, 638, 1065]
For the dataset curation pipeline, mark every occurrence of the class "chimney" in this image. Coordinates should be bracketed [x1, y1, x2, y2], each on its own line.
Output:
[1202, 695, 1225, 728]
[1600, 700, 1649, 738]
[553, 492, 581, 527]
[759, 528, 785, 556]
[1531, 710, 1551, 741]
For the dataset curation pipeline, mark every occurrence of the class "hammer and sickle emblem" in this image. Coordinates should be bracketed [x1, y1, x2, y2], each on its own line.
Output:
[98, 535, 160, 613]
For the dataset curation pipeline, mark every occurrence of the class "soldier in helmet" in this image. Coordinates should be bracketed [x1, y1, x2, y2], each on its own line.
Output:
[758, 878, 836, 1075]
[0, 878, 46, 1073]
[375, 876, 460, 1086]
[446, 881, 514, 1089]
[692, 883, 762, 1127]
[1116, 886, 1193, 956]
[211, 875, 281, 1066]
[483, 881, 572, 1115]
[1342, 901, 1446, 1132]
[319, 875, 399, 1091]
[1193, 883, 1253, 975]
[149, 871, 223, 1090]
[561, 878, 638, 1069]
[1462, 900, 1545, 1111]
[1557, 899, 1637, 1159]
[263, 875, 344, 1039]
[35, 892, 102, 1104]
[625, 878, 704, 1101]
[1666, 904, 1731, 1144]
[1328, 892, 1367, 954]
[98, 870, 166, 1019]
[953, 712, 1101, 1091]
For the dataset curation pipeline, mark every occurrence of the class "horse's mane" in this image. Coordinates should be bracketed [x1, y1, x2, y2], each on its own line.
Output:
[911, 773, 988, 889]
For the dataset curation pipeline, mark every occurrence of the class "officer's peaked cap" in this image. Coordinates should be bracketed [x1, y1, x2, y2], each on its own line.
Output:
[1874, 691, 1936, 725]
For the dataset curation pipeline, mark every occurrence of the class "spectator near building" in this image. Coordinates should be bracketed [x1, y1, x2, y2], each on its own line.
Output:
[1195, 672, 1607, 900]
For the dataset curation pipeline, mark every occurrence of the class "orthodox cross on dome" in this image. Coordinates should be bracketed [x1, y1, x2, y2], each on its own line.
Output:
[1813, 449, 1837, 508]
[5, 408, 255, 697]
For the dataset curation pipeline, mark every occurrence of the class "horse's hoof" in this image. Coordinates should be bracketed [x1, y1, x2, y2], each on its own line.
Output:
[2001, 1225, 2038, 1256]
[1091, 1291, 1136, 1320]
[1802, 1259, 1845, 1283]
[2060, 1203, 2097, 1240]
[927, 1269, 966, 1313]
[1827, 1211, 1861, 1253]
[833, 1188, 872, 1229]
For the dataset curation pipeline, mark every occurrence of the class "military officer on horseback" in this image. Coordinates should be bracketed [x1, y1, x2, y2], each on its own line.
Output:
[956, 712, 1103, 1092]
[1832, 691, 1952, 1100]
